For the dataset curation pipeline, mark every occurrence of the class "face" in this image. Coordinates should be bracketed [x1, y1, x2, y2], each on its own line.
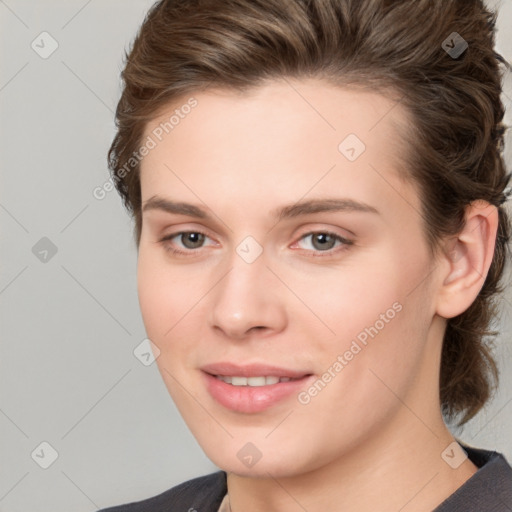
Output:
[137, 78, 442, 477]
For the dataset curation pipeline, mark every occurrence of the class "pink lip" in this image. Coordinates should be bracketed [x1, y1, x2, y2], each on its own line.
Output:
[200, 362, 314, 413]
[200, 362, 310, 379]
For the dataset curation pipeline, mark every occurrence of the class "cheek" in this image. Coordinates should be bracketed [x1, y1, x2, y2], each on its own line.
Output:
[137, 252, 199, 400]
[299, 246, 431, 386]
[137, 249, 188, 340]
[137, 247, 217, 372]
[321, 258, 433, 409]
[286, 257, 402, 351]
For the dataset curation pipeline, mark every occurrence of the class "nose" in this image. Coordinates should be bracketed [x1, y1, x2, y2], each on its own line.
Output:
[208, 251, 287, 340]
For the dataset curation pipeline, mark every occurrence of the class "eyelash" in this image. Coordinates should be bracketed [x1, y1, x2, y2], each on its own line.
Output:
[158, 230, 354, 258]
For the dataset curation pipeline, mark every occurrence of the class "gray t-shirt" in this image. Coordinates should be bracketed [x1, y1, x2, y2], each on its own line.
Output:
[99, 444, 512, 511]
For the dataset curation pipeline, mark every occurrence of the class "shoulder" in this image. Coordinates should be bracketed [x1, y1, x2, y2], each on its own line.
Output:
[434, 443, 512, 511]
[98, 471, 227, 512]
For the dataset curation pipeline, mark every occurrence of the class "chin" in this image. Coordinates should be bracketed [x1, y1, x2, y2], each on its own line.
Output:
[195, 436, 316, 479]
[216, 457, 303, 479]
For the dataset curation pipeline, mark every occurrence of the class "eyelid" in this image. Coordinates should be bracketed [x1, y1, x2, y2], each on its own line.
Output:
[159, 229, 217, 249]
[291, 223, 354, 244]
[290, 230, 354, 255]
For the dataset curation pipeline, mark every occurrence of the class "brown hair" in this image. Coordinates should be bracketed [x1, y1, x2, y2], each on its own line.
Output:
[108, 0, 511, 425]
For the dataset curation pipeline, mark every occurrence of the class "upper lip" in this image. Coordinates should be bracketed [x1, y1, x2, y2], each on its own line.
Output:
[201, 362, 311, 379]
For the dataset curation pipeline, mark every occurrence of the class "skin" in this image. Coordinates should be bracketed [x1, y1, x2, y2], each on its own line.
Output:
[136, 78, 498, 512]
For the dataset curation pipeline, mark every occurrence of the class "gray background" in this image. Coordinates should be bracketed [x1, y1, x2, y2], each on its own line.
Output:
[0, 1, 511, 511]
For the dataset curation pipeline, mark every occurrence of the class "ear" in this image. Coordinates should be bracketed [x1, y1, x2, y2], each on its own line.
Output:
[435, 200, 499, 319]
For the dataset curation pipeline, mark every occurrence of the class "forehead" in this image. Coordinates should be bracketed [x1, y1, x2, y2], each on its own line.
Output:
[145, 78, 408, 137]
[142, 78, 410, 166]
[139, 78, 419, 217]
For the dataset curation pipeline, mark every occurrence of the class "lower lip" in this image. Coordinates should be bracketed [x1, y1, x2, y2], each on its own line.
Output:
[203, 372, 314, 413]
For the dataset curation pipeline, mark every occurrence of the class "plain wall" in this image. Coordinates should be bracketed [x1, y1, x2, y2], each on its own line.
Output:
[0, 1, 511, 511]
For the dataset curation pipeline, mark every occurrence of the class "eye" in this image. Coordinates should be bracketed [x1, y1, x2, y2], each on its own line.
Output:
[159, 231, 215, 256]
[159, 229, 353, 258]
[292, 231, 353, 257]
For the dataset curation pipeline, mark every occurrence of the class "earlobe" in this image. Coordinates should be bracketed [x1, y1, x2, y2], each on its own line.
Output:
[436, 201, 499, 319]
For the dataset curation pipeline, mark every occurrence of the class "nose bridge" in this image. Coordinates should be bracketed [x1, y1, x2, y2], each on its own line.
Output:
[209, 246, 285, 338]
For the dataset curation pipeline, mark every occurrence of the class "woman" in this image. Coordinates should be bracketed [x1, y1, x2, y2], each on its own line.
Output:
[100, 0, 512, 510]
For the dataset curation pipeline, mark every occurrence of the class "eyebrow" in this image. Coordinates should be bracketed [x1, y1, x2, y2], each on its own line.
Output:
[142, 195, 380, 221]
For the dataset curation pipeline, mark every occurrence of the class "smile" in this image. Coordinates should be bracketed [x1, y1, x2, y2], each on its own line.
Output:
[214, 375, 298, 386]
[203, 369, 314, 413]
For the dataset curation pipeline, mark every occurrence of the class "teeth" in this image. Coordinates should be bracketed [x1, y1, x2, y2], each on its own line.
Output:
[216, 375, 294, 386]
[247, 376, 266, 386]
[261, 376, 280, 385]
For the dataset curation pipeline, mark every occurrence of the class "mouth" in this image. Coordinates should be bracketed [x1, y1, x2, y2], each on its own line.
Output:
[200, 361, 311, 379]
[213, 375, 302, 386]
[200, 362, 314, 413]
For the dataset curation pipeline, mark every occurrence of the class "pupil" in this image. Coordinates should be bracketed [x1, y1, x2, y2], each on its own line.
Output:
[184, 232, 204, 248]
[314, 233, 334, 250]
